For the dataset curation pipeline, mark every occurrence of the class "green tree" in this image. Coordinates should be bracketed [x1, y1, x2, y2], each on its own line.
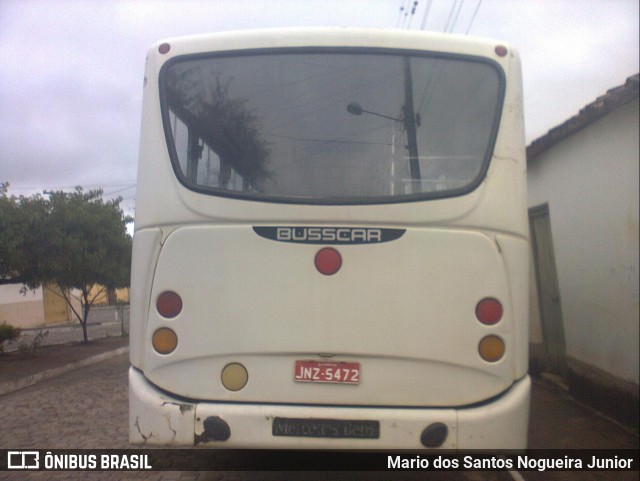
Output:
[0, 184, 132, 342]
[0, 182, 49, 283]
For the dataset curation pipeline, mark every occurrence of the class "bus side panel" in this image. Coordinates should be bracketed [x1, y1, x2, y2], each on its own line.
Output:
[129, 367, 195, 445]
[497, 234, 530, 379]
[456, 375, 530, 448]
[129, 228, 163, 369]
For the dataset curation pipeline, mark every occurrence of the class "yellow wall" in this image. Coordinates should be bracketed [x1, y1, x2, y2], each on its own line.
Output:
[88, 285, 109, 305]
[0, 283, 78, 328]
[0, 283, 128, 329]
[43, 284, 72, 325]
[115, 288, 130, 303]
[87, 285, 130, 305]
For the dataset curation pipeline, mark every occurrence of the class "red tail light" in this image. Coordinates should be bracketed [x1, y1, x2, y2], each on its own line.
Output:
[495, 45, 508, 57]
[475, 298, 502, 325]
[157, 291, 182, 318]
[315, 247, 342, 276]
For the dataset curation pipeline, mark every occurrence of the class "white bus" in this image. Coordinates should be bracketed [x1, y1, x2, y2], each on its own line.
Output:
[129, 28, 530, 449]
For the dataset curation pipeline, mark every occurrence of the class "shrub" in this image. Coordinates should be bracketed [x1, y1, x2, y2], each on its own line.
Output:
[17, 330, 49, 355]
[0, 323, 21, 354]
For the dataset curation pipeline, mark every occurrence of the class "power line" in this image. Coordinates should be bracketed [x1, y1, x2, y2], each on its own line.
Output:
[270, 133, 393, 147]
[5, 181, 136, 191]
[103, 185, 137, 197]
[419, 0, 433, 30]
[396, 1, 406, 28]
[442, 0, 454, 32]
[465, 0, 483, 35]
[406, 1, 420, 29]
[453, 0, 466, 33]
[444, 0, 465, 33]
[396, 0, 410, 29]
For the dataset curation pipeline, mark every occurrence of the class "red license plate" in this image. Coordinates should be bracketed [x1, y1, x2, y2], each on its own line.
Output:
[294, 360, 360, 384]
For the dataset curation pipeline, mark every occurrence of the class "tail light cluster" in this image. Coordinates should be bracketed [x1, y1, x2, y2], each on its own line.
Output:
[475, 297, 505, 363]
[152, 291, 181, 355]
[151, 291, 249, 392]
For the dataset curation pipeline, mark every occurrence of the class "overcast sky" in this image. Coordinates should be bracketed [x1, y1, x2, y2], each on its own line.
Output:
[0, 0, 637, 216]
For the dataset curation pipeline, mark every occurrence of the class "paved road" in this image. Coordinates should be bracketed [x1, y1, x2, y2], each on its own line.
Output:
[0, 355, 636, 481]
[0, 355, 512, 481]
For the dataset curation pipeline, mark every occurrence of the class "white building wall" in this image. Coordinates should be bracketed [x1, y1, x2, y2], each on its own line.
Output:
[528, 98, 639, 384]
[0, 284, 46, 328]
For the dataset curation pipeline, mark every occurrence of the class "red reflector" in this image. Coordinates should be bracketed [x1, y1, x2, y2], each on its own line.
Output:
[158, 43, 171, 54]
[495, 45, 508, 57]
[157, 291, 182, 318]
[475, 298, 503, 325]
[315, 248, 342, 276]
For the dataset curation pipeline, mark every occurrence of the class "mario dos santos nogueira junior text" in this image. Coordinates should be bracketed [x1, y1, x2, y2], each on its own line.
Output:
[387, 454, 635, 471]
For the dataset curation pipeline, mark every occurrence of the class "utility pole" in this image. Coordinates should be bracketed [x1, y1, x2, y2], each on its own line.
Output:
[403, 57, 421, 191]
[187, 130, 202, 183]
[347, 56, 421, 193]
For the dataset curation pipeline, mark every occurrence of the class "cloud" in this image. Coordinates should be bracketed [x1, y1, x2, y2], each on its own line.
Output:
[0, 0, 637, 202]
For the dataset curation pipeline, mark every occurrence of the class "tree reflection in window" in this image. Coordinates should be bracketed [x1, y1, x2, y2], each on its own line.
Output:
[164, 65, 271, 192]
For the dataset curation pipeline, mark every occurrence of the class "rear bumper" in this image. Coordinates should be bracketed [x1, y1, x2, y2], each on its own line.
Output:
[129, 367, 530, 449]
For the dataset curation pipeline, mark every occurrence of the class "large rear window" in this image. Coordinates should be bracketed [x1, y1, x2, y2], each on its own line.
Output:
[160, 49, 504, 204]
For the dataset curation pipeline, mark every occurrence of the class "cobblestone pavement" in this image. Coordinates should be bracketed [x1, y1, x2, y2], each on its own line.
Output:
[0, 355, 490, 481]
[0, 354, 637, 481]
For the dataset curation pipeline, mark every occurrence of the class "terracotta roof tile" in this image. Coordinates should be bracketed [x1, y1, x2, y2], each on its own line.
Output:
[527, 73, 639, 161]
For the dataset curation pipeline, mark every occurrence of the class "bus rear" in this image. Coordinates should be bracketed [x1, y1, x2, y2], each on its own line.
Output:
[129, 28, 530, 449]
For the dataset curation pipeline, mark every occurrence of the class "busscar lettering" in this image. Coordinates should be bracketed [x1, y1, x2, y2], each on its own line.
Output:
[255, 226, 404, 245]
[276, 227, 382, 243]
